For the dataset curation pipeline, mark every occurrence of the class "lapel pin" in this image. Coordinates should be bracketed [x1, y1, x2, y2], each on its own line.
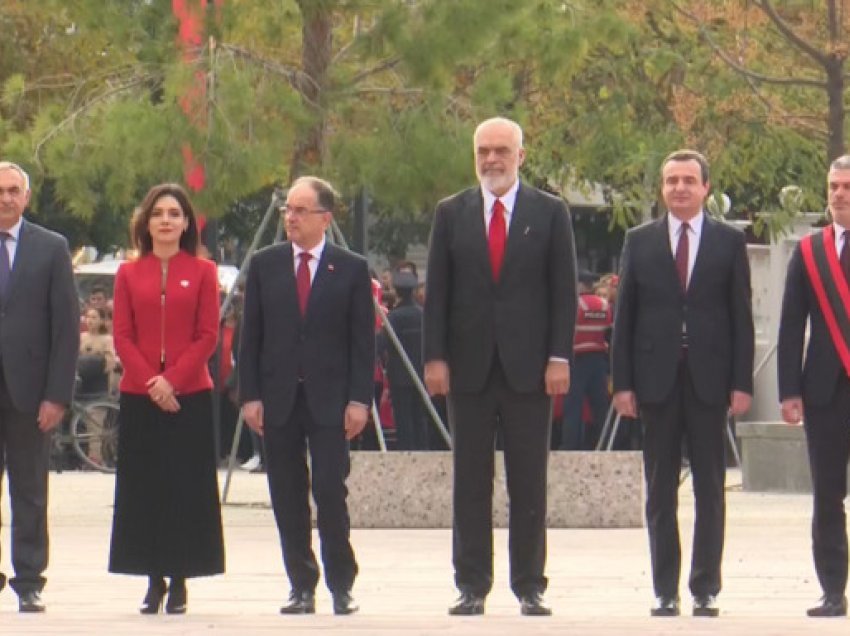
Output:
[180, 280, 189, 287]
[328, 263, 335, 272]
[524, 226, 530, 235]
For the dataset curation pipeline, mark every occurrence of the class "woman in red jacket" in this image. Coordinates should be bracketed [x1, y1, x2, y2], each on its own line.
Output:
[108, 183, 224, 614]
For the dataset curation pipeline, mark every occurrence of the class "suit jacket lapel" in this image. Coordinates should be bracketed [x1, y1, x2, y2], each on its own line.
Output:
[502, 184, 531, 278]
[5, 220, 33, 305]
[689, 214, 714, 291]
[464, 189, 492, 281]
[277, 242, 302, 320]
[305, 242, 335, 319]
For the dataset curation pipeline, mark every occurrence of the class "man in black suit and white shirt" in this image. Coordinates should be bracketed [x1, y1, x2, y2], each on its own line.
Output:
[611, 150, 754, 618]
[0, 161, 79, 612]
[778, 154, 850, 617]
[424, 117, 578, 616]
[239, 176, 374, 616]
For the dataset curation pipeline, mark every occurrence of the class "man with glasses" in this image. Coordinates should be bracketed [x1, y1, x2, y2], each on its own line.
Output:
[239, 176, 374, 616]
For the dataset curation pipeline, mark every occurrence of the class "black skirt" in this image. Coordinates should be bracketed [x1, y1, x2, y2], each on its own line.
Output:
[108, 391, 225, 577]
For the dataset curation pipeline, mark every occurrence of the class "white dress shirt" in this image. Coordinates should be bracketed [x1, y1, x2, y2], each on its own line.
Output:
[0, 216, 23, 267]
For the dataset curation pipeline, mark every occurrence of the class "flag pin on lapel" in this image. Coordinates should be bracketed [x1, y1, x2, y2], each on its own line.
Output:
[328, 264, 335, 272]
[180, 280, 190, 287]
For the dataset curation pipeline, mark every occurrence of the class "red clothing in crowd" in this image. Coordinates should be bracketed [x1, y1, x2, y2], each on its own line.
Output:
[573, 292, 611, 354]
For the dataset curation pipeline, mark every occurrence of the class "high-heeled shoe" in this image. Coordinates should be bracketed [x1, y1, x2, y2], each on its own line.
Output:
[139, 577, 167, 614]
[165, 577, 187, 614]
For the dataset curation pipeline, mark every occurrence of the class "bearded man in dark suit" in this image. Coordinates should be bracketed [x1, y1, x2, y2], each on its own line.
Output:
[424, 117, 578, 617]
[611, 149, 754, 618]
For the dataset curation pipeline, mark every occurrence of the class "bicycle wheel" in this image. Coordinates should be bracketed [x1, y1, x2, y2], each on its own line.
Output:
[70, 400, 120, 473]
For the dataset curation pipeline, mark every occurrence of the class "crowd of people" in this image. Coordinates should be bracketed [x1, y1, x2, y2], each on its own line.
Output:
[1, 116, 850, 622]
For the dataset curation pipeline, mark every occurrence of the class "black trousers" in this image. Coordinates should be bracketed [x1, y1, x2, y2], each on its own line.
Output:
[803, 375, 850, 596]
[448, 359, 551, 598]
[264, 385, 357, 594]
[640, 358, 727, 599]
[0, 371, 49, 595]
[389, 385, 429, 450]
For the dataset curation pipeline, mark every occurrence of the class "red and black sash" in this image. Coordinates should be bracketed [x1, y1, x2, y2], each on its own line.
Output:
[800, 224, 850, 376]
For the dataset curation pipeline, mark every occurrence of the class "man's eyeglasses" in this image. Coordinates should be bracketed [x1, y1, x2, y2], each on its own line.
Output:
[280, 204, 328, 217]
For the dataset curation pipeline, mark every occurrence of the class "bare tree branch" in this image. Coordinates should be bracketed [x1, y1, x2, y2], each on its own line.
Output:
[218, 43, 319, 94]
[349, 57, 401, 84]
[752, 0, 828, 66]
[670, 1, 827, 89]
[33, 75, 153, 166]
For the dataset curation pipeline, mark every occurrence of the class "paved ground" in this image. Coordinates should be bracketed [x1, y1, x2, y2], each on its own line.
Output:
[0, 467, 846, 635]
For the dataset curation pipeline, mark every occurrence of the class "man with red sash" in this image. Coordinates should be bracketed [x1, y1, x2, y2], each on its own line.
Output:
[778, 154, 850, 617]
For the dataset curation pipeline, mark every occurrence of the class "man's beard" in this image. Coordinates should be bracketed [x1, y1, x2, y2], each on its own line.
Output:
[478, 170, 517, 195]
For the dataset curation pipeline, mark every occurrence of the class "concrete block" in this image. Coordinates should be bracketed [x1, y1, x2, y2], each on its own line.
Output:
[347, 450, 644, 528]
[737, 421, 846, 493]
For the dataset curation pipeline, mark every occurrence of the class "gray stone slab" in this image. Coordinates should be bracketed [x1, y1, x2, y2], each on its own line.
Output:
[738, 420, 850, 492]
[348, 450, 643, 528]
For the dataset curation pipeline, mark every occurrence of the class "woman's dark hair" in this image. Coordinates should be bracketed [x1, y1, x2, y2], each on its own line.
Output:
[86, 306, 109, 335]
[130, 183, 200, 256]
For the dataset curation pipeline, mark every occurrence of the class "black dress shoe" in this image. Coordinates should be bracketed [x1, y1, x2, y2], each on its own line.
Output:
[139, 577, 167, 614]
[693, 594, 719, 617]
[807, 594, 848, 617]
[165, 578, 187, 614]
[18, 590, 46, 613]
[650, 595, 680, 617]
[280, 590, 316, 615]
[519, 591, 552, 616]
[448, 592, 485, 616]
[332, 591, 359, 615]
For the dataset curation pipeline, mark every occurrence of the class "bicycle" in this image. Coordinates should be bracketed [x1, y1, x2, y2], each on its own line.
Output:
[50, 393, 120, 474]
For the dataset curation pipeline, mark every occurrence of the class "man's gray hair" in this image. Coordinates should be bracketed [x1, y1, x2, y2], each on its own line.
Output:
[474, 117, 524, 148]
[830, 155, 850, 171]
[0, 161, 30, 191]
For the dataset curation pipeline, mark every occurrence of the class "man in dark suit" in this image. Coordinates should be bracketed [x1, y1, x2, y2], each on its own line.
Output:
[611, 150, 754, 618]
[778, 154, 850, 617]
[424, 117, 577, 617]
[239, 176, 374, 616]
[0, 161, 79, 612]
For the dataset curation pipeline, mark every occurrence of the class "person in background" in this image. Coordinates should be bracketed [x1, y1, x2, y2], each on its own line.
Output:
[77, 307, 117, 465]
[108, 183, 225, 615]
[378, 270, 428, 450]
[561, 271, 612, 450]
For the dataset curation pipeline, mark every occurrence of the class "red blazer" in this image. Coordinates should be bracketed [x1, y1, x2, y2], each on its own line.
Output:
[113, 250, 219, 395]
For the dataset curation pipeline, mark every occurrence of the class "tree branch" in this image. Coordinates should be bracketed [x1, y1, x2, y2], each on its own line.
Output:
[670, 1, 827, 89]
[34, 75, 153, 166]
[349, 57, 401, 84]
[218, 43, 319, 96]
[752, 0, 828, 66]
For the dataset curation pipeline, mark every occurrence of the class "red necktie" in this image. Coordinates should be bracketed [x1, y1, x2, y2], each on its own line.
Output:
[675, 222, 689, 291]
[841, 231, 850, 284]
[489, 199, 506, 282]
[296, 252, 312, 316]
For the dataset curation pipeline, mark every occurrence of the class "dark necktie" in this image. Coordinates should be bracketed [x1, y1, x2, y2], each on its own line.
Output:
[489, 199, 506, 282]
[841, 230, 850, 284]
[296, 252, 312, 316]
[0, 232, 12, 298]
[675, 222, 689, 291]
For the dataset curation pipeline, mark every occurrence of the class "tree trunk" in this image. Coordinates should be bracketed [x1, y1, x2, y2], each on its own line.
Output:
[291, 2, 333, 178]
[824, 56, 845, 161]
